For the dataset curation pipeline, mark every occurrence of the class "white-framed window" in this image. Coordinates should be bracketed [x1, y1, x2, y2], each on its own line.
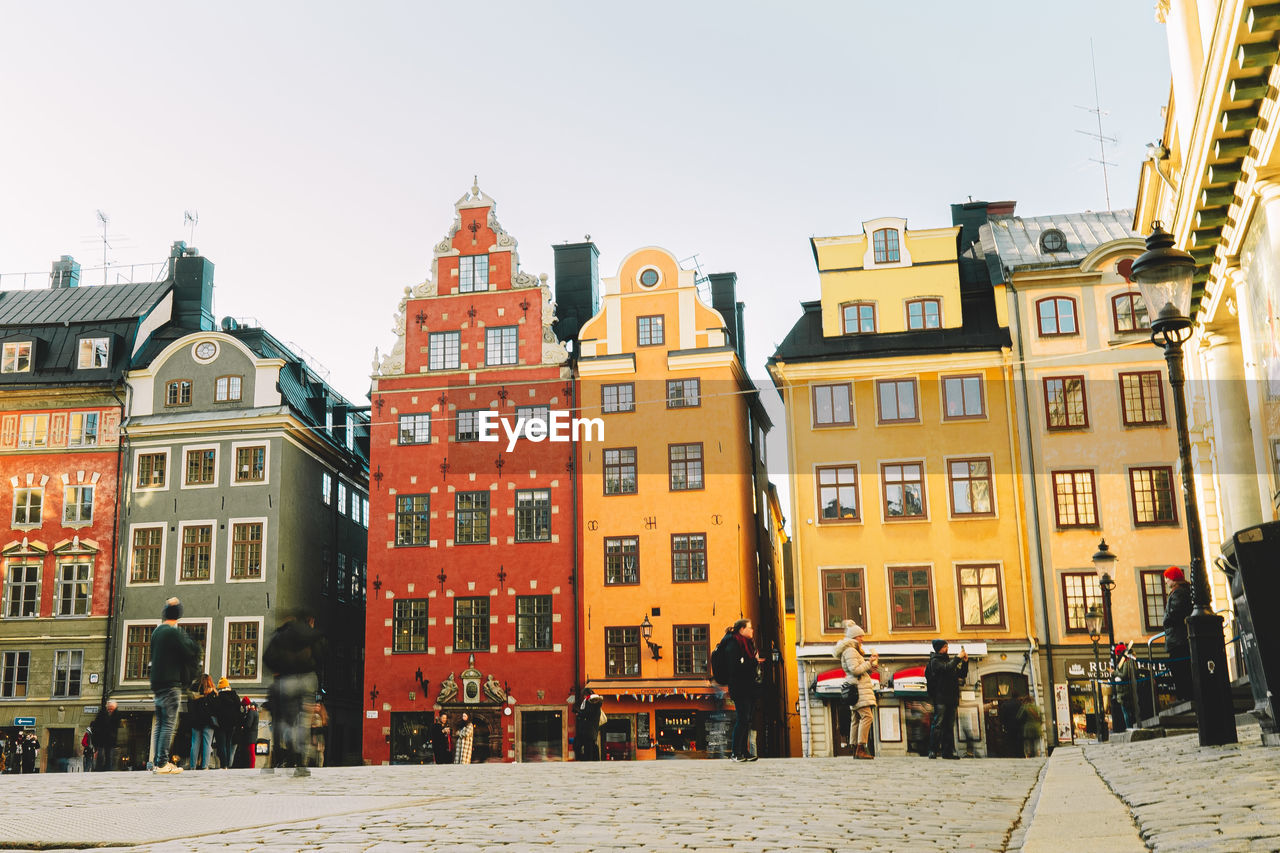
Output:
[223, 616, 264, 682]
[3, 561, 41, 618]
[812, 383, 854, 427]
[350, 489, 360, 518]
[18, 414, 49, 448]
[1, 341, 33, 373]
[78, 337, 110, 369]
[177, 520, 217, 583]
[52, 649, 84, 697]
[1, 650, 30, 697]
[345, 412, 355, 451]
[227, 518, 267, 582]
[231, 442, 269, 485]
[459, 255, 490, 293]
[485, 326, 518, 366]
[54, 561, 92, 616]
[182, 444, 219, 489]
[62, 484, 94, 524]
[135, 448, 170, 490]
[428, 332, 461, 370]
[127, 523, 166, 585]
[515, 405, 551, 438]
[214, 375, 243, 402]
[13, 488, 43, 526]
[67, 412, 100, 447]
[322, 471, 332, 504]
[337, 482, 348, 516]
[362, 497, 370, 528]
[399, 414, 431, 445]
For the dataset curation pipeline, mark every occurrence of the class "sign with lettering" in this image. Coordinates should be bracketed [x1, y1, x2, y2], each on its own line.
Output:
[13, 717, 35, 727]
[635, 713, 651, 750]
[366, 710, 379, 719]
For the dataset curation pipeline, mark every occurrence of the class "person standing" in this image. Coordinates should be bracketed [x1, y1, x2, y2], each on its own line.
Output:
[91, 700, 121, 772]
[835, 620, 879, 760]
[1162, 567, 1194, 701]
[81, 729, 94, 772]
[1112, 643, 1138, 730]
[262, 608, 325, 776]
[430, 711, 453, 765]
[22, 732, 39, 773]
[724, 619, 765, 762]
[925, 639, 969, 760]
[213, 678, 241, 769]
[310, 699, 329, 767]
[233, 698, 259, 769]
[453, 713, 475, 764]
[150, 597, 200, 774]
[574, 688, 605, 761]
[187, 674, 217, 770]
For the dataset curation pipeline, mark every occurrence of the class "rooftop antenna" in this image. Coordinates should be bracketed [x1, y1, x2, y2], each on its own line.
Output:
[184, 210, 199, 244]
[679, 253, 713, 304]
[1076, 39, 1117, 211]
[95, 210, 111, 285]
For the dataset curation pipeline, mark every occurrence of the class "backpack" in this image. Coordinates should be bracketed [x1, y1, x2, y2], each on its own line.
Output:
[710, 632, 738, 686]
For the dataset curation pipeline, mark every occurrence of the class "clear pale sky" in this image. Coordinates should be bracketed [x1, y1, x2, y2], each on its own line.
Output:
[0, 1, 1171, 491]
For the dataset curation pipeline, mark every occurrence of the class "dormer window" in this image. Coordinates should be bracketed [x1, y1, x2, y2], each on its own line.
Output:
[1, 341, 32, 373]
[841, 302, 877, 335]
[1040, 229, 1067, 253]
[77, 337, 110, 369]
[459, 255, 490, 293]
[872, 228, 901, 264]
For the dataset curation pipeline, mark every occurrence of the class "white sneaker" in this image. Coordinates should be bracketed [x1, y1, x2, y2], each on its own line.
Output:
[154, 763, 183, 774]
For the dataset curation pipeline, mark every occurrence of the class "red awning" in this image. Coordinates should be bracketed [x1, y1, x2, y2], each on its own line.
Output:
[814, 667, 880, 695]
[890, 665, 928, 694]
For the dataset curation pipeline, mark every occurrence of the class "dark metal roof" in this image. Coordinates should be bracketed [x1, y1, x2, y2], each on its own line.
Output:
[0, 280, 171, 325]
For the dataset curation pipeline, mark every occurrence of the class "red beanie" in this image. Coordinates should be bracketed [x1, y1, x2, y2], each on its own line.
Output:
[1163, 566, 1185, 583]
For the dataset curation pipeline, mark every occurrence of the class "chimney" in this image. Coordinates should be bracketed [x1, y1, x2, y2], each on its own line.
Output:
[169, 241, 215, 332]
[50, 255, 81, 289]
[551, 241, 600, 345]
[708, 272, 744, 361]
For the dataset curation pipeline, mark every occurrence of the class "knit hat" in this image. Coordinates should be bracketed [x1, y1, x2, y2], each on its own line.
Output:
[241, 697, 252, 707]
[161, 598, 183, 621]
[217, 677, 229, 689]
[932, 639, 947, 652]
[1163, 566, 1186, 583]
[842, 620, 865, 639]
[1114, 642, 1127, 655]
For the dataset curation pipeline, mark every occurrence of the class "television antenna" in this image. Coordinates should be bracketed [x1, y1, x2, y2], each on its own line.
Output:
[1075, 39, 1117, 211]
[184, 210, 199, 244]
[95, 210, 111, 285]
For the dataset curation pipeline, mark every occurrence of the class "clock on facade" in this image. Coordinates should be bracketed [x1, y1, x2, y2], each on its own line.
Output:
[194, 341, 216, 360]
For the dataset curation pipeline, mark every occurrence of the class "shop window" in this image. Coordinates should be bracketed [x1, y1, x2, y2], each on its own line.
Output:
[821, 569, 865, 632]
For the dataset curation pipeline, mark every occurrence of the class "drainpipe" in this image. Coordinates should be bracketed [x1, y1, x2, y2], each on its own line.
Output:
[568, 363, 582, 724]
[103, 379, 131, 702]
[777, 376, 813, 757]
[1008, 278, 1059, 746]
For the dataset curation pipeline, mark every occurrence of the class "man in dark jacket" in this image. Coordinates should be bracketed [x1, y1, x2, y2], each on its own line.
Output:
[263, 608, 326, 776]
[574, 690, 605, 761]
[726, 619, 765, 762]
[430, 711, 453, 765]
[1162, 566, 1194, 700]
[925, 639, 969, 760]
[213, 678, 241, 769]
[150, 597, 201, 774]
[91, 699, 121, 771]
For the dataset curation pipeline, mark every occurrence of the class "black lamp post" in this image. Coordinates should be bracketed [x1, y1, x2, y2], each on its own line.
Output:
[1093, 540, 1121, 731]
[1085, 604, 1108, 742]
[1131, 223, 1238, 746]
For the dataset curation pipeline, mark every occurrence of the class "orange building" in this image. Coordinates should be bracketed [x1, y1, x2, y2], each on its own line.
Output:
[573, 247, 773, 759]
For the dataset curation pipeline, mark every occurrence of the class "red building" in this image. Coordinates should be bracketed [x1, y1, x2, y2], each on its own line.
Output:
[0, 261, 174, 770]
[364, 183, 577, 763]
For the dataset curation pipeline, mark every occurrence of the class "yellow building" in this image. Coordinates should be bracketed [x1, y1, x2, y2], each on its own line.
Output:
[574, 247, 775, 759]
[768, 203, 1041, 758]
[982, 210, 1191, 742]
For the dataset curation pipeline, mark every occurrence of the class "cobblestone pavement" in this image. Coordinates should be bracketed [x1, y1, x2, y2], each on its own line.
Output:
[0, 757, 1044, 852]
[1086, 723, 1280, 853]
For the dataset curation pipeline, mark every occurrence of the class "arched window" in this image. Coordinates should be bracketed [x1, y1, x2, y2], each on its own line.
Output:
[872, 228, 900, 264]
[1036, 297, 1078, 337]
[1111, 292, 1149, 333]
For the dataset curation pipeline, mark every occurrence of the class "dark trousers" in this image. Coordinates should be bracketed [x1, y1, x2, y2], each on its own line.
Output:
[730, 686, 755, 758]
[929, 702, 957, 757]
[1167, 648, 1193, 701]
[577, 726, 600, 761]
[93, 746, 115, 771]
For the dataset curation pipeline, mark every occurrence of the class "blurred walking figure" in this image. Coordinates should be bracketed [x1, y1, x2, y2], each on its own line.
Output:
[836, 620, 878, 760]
[213, 677, 241, 768]
[263, 608, 325, 776]
[310, 699, 329, 767]
[150, 597, 200, 774]
[91, 700, 121, 771]
[188, 674, 217, 769]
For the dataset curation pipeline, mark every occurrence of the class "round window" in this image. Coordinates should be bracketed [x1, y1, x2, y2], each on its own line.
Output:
[1040, 229, 1067, 253]
[194, 341, 217, 361]
[638, 268, 661, 288]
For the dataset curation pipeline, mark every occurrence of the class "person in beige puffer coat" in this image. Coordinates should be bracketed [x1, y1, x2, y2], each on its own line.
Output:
[835, 619, 879, 759]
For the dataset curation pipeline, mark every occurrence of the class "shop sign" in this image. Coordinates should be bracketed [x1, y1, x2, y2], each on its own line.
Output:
[1053, 684, 1072, 744]
[365, 710, 378, 719]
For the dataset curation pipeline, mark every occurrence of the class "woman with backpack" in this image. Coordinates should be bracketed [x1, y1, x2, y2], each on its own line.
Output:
[836, 620, 879, 759]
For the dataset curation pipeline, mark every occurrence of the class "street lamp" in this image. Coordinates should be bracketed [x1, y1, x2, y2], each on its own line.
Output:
[1131, 223, 1237, 746]
[1093, 541, 1120, 731]
[1085, 604, 1109, 742]
[641, 614, 662, 661]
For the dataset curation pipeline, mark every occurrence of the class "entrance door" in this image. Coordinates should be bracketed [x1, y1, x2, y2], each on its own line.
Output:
[600, 716, 633, 760]
[389, 712, 434, 764]
[980, 673, 1030, 757]
[519, 710, 563, 762]
[829, 701, 855, 756]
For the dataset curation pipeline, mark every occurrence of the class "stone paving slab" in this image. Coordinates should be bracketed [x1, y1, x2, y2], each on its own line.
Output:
[1086, 723, 1280, 853]
[0, 758, 1044, 851]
